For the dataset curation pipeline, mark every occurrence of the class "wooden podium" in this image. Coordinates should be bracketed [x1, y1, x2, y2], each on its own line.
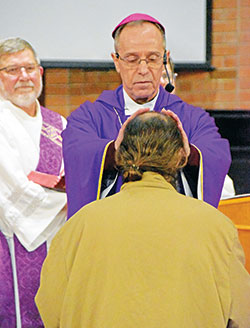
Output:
[218, 196, 250, 273]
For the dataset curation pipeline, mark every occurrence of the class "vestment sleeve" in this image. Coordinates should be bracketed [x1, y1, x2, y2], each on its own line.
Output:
[183, 107, 231, 207]
[228, 234, 250, 327]
[62, 103, 115, 218]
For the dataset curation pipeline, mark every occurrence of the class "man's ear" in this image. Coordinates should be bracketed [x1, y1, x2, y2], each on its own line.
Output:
[39, 66, 44, 76]
[167, 50, 170, 63]
[111, 53, 120, 74]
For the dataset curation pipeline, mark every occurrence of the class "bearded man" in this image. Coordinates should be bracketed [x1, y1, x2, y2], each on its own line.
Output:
[0, 37, 67, 328]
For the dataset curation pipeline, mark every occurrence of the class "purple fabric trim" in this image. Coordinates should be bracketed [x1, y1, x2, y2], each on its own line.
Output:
[14, 236, 46, 327]
[0, 231, 16, 327]
[36, 106, 63, 175]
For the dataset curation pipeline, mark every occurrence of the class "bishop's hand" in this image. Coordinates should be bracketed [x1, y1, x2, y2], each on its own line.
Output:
[114, 108, 150, 150]
[161, 109, 190, 157]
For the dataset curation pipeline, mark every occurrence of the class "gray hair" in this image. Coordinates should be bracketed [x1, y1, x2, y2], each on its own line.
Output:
[0, 37, 40, 65]
[114, 20, 166, 52]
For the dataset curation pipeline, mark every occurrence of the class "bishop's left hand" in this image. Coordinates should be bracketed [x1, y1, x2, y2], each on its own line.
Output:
[161, 109, 190, 157]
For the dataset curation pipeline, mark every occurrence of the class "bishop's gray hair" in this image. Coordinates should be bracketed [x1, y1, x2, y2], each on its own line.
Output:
[114, 20, 166, 52]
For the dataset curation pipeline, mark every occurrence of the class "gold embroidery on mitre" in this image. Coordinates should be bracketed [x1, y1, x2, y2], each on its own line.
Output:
[41, 122, 62, 146]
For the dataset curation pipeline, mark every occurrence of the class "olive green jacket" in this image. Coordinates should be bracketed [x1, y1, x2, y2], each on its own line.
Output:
[36, 172, 250, 328]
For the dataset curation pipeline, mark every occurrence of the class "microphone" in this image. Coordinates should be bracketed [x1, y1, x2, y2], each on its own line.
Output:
[163, 51, 175, 93]
[165, 81, 175, 93]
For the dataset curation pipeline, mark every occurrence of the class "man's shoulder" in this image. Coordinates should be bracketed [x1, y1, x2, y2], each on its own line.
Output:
[167, 93, 204, 113]
[69, 85, 123, 119]
[86, 85, 122, 108]
[158, 91, 209, 125]
[182, 195, 236, 233]
[158, 87, 203, 112]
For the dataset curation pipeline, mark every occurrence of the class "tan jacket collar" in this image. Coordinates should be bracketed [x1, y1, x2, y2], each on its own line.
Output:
[121, 171, 176, 193]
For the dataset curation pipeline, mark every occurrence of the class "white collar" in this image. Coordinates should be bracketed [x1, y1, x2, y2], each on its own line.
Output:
[123, 88, 159, 116]
[3, 99, 41, 122]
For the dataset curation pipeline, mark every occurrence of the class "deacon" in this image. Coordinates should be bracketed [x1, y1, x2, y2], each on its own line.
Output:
[0, 37, 67, 327]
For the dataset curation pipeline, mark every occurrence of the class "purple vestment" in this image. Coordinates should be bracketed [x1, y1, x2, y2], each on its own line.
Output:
[0, 106, 63, 328]
[0, 231, 16, 328]
[37, 106, 63, 176]
[62, 85, 231, 218]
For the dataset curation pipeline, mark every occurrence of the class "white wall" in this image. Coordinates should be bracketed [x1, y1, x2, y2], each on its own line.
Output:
[0, 0, 207, 64]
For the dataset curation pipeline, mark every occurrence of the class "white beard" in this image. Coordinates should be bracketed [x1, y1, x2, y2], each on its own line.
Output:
[11, 89, 40, 108]
[0, 77, 43, 108]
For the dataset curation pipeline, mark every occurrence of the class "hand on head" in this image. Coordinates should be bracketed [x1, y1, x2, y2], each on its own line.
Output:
[161, 109, 190, 157]
[114, 108, 150, 150]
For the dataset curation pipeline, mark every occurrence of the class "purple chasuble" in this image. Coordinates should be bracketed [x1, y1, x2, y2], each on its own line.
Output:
[0, 107, 63, 327]
[63, 85, 231, 218]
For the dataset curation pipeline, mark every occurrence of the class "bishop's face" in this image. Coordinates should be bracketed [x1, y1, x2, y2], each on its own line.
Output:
[112, 22, 165, 104]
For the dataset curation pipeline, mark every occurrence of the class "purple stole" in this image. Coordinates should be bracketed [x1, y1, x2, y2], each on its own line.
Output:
[0, 107, 63, 327]
[36, 107, 63, 175]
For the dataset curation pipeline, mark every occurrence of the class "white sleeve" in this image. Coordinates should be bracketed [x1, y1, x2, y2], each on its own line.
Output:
[0, 120, 66, 250]
[220, 175, 236, 200]
[0, 123, 47, 223]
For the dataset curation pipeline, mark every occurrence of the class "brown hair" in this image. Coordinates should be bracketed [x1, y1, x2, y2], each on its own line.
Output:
[115, 112, 187, 187]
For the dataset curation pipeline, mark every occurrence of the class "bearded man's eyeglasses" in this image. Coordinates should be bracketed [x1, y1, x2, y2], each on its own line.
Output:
[0, 64, 39, 76]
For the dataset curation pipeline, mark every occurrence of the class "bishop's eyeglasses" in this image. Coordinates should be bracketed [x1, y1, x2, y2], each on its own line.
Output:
[115, 52, 164, 69]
